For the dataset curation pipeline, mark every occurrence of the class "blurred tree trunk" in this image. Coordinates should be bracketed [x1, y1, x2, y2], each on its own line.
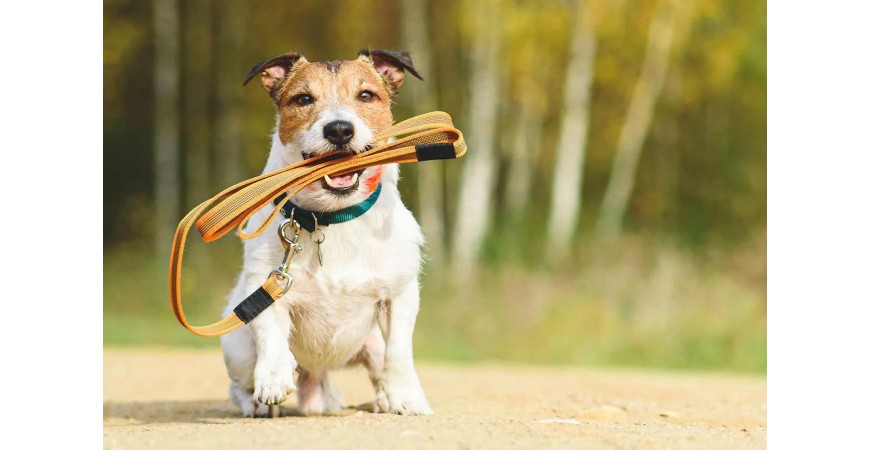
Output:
[451, 0, 501, 279]
[596, 0, 680, 240]
[505, 101, 542, 218]
[214, 0, 246, 188]
[544, 0, 597, 262]
[401, 0, 445, 265]
[183, 0, 213, 207]
[153, 0, 180, 256]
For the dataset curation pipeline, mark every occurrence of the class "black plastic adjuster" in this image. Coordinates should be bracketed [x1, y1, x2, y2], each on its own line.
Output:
[233, 287, 275, 323]
[415, 143, 456, 161]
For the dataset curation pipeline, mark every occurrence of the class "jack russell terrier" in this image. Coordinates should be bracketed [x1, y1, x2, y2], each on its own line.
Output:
[221, 49, 432, 417]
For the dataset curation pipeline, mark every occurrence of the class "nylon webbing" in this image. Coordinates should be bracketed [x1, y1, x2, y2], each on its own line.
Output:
[170, 111, 466, 337]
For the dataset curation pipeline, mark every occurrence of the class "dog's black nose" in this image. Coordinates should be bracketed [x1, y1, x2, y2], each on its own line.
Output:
[323, 120, 354, 146]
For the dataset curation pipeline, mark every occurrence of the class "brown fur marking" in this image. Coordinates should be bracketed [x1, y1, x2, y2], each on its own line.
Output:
[273, 59, 395, 146]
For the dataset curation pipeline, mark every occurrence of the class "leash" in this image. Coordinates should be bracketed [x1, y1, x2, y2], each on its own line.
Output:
[169, 111, 466, 337]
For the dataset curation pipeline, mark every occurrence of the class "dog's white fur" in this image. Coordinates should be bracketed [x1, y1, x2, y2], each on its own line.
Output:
[220, 106, 432, 417]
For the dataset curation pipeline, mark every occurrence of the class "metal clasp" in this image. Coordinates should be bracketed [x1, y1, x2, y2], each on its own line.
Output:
[273, 213, 302, 295]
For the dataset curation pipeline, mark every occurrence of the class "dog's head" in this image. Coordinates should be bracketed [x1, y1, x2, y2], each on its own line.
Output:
[244, 49, 422, 211]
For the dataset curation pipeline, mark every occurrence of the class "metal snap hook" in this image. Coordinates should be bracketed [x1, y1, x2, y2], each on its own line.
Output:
[278, 209, 301, 249]
[274, 209, 303, 295]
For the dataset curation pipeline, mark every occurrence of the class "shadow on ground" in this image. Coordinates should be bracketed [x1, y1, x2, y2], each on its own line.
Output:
[103, 400, 377, 425]
[105, 400, 244, 425]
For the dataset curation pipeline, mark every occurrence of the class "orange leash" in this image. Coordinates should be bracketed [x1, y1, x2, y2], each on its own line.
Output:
[170, 112, 466, 337]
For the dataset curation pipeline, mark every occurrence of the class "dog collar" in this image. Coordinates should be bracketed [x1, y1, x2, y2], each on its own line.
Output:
[273, 183, 382, 232]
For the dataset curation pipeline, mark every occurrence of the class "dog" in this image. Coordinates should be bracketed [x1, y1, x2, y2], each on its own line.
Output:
[220, 49, 432, 418]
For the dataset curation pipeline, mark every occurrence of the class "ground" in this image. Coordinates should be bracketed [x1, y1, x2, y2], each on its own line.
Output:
[104, 349, 766, 449]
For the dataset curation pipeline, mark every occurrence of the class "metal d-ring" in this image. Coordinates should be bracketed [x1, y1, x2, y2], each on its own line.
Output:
[271, 269, 294, 295]
[311, 213, 326, 244]
[311, 213, 325, 267]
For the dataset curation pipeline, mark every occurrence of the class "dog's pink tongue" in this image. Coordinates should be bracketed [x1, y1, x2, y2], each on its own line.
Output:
[324, 173, 356, 188]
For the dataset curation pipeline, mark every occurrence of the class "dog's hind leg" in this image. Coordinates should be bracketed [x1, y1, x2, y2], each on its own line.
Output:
[352, 321, 389, 413]
[297, 368, 342, 415]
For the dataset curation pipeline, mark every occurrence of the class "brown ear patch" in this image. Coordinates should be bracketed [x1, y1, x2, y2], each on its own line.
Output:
[243, 52, 306, 98]
[358, 49, 423, 96]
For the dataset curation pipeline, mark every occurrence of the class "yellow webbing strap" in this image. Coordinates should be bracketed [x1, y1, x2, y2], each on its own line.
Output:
[170, 111, 466, 337]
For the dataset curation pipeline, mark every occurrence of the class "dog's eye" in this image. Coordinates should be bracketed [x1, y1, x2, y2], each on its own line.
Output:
[358, 90, 376, 102]
[292, 94, 314, 106]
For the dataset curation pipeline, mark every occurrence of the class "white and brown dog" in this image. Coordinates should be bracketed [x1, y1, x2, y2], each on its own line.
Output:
[220, 50, 432, 417]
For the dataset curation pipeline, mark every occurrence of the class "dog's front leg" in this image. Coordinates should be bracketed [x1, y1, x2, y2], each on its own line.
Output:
[381, 277, 433, 415]
[250, 298, 297, 406]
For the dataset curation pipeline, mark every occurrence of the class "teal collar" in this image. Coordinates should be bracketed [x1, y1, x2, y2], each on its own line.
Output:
[273, 184, 382, 232]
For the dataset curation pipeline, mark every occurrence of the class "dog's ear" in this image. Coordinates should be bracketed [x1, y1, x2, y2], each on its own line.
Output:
[358, 49, 423, 96]
[243, 52, 306, 98]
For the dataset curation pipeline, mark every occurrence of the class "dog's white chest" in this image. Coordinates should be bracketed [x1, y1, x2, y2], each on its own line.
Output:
[268, 200, 421, 371]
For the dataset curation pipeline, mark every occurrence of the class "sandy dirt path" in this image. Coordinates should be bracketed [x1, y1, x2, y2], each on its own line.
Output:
[104, 349, 766, 449]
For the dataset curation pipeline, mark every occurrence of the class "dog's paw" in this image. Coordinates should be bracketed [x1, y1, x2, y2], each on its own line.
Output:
[381, 383, 433, 416]
[242, 400, 281, 418]
[372, 387, 390, 414]
[253, 363, 297, 406]
[230, 381, 282, 418]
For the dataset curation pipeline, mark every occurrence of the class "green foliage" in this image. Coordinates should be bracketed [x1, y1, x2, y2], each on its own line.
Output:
[105, 235, 765, 373]
[103, 0, 766, 247]
[416, 234, 766, 373]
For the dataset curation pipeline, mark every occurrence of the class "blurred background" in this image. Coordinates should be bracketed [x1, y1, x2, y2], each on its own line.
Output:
[104, 0, 766, 372]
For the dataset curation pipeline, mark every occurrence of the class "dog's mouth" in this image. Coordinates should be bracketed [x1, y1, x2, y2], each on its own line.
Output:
[301, 145, 373, 194]
[321, 169, 365, 192]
